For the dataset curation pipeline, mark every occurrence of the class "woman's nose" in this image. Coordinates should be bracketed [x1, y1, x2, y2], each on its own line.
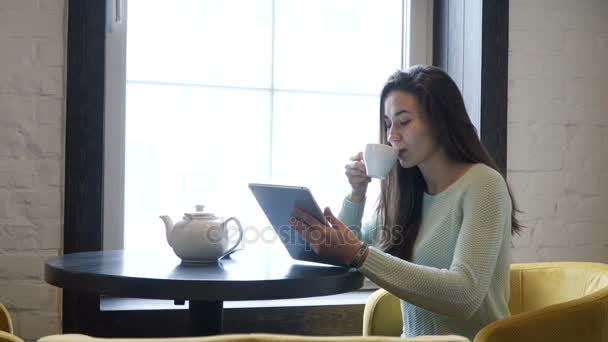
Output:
[387, 127, 400, 144]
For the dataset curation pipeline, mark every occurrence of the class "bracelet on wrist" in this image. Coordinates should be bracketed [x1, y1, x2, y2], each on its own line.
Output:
[349, 243, 368, 268]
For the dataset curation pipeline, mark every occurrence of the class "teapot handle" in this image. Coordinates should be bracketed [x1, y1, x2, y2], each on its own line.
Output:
[221, 217, 244, 257]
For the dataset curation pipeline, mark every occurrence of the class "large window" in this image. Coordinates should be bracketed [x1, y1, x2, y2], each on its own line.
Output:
[104, 0, 433, 253]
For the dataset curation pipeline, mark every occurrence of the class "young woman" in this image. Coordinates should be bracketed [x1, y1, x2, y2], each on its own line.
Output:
[289, 65, 522, 340]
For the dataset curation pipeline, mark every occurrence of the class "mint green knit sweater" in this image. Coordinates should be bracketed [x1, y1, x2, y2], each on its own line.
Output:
[339, 163, 512, 340]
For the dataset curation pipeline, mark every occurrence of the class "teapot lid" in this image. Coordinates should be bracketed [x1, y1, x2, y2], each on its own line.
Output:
[184, 205, 217, 219]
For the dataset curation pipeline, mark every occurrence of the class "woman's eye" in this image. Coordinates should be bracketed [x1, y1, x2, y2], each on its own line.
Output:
[384, 121, 392, 130]
[399, 120, 410, 127]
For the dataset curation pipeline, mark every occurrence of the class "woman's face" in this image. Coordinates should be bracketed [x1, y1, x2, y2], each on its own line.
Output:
[383, 90, 440, 169]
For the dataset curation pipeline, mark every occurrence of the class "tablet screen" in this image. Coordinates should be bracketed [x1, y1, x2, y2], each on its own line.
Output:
[248, 183, 344, 266]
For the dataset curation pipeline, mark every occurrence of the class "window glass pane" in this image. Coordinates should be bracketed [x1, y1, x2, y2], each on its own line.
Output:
[123, 1, 406, 252]
[271, 92, 381, 222]
[274, 0, 403, 94]
[124, 84, 271, 251]
[127, 0, 272, 88]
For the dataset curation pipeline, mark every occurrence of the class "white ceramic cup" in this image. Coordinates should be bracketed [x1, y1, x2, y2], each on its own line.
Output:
[363, 143, 398, 179]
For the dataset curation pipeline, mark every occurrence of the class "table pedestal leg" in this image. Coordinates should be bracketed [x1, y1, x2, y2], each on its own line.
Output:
[188, 300, 223, 336]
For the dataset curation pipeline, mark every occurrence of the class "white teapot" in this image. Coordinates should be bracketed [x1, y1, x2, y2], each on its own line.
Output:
[160, 205, 244, 263]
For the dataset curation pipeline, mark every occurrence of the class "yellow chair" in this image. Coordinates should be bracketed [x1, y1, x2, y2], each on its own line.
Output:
[38, 334, 469, 342]
[362, 262, 608, 342]
[0, 304, 25, 342]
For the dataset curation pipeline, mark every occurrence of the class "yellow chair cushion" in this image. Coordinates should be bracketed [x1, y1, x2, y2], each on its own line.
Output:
[0, 331, 25, 342]
[38, 333, 470, 342]
[475, 286, 608, 342]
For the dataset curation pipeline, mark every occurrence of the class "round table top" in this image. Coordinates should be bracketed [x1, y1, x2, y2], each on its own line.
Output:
[45, 247, 364, 301]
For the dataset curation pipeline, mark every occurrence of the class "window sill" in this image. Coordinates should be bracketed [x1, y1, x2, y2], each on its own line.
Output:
[101, 290, 375, 311]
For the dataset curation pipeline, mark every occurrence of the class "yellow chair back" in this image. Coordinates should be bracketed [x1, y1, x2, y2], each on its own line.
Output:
[362, 262, 608, 341]
[508, 262, 608, 314]
[0, 304, 24, 342]
[476, 262, 608, 342]
[0, 304, 14, 334]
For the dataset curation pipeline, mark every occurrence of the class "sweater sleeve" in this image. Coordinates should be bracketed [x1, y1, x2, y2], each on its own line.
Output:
[358, 173, 511, 320]
[338, 196, 379, 246]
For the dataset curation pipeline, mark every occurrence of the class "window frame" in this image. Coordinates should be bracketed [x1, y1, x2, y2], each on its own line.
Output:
[64, 0, 509, 336]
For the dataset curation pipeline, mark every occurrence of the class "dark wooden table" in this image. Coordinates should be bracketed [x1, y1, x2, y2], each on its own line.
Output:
[44, 247, 364, 336]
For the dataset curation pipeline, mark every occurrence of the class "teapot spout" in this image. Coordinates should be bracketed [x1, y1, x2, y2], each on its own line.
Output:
[160, 215, 174, 246]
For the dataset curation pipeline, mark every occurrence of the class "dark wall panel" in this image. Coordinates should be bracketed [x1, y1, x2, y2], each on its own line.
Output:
[64, 0, 107, 334]
[481, 0, 509, 175]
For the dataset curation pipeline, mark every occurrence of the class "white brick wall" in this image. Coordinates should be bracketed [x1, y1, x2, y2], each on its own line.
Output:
[0, 0, 65, 340]
[508, 0, 608, 263]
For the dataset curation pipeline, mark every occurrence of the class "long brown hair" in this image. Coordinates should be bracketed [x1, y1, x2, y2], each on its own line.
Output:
[375, 66, 523, 261]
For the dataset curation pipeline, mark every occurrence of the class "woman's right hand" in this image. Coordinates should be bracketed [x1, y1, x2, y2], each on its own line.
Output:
[344, 152, 371, 203]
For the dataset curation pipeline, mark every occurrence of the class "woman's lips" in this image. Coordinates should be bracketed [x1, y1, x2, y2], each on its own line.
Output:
[398, 149, 407, 158]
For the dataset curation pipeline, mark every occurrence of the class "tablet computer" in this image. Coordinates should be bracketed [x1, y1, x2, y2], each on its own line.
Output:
[248, 183, 345, 266]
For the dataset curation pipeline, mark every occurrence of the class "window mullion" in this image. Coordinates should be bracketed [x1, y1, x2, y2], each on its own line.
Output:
[401, 0, 406, 69]
[269, 0, 276, 182]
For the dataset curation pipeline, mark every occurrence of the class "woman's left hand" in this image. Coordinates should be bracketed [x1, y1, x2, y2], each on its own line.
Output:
[289, 207, 363, 265]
